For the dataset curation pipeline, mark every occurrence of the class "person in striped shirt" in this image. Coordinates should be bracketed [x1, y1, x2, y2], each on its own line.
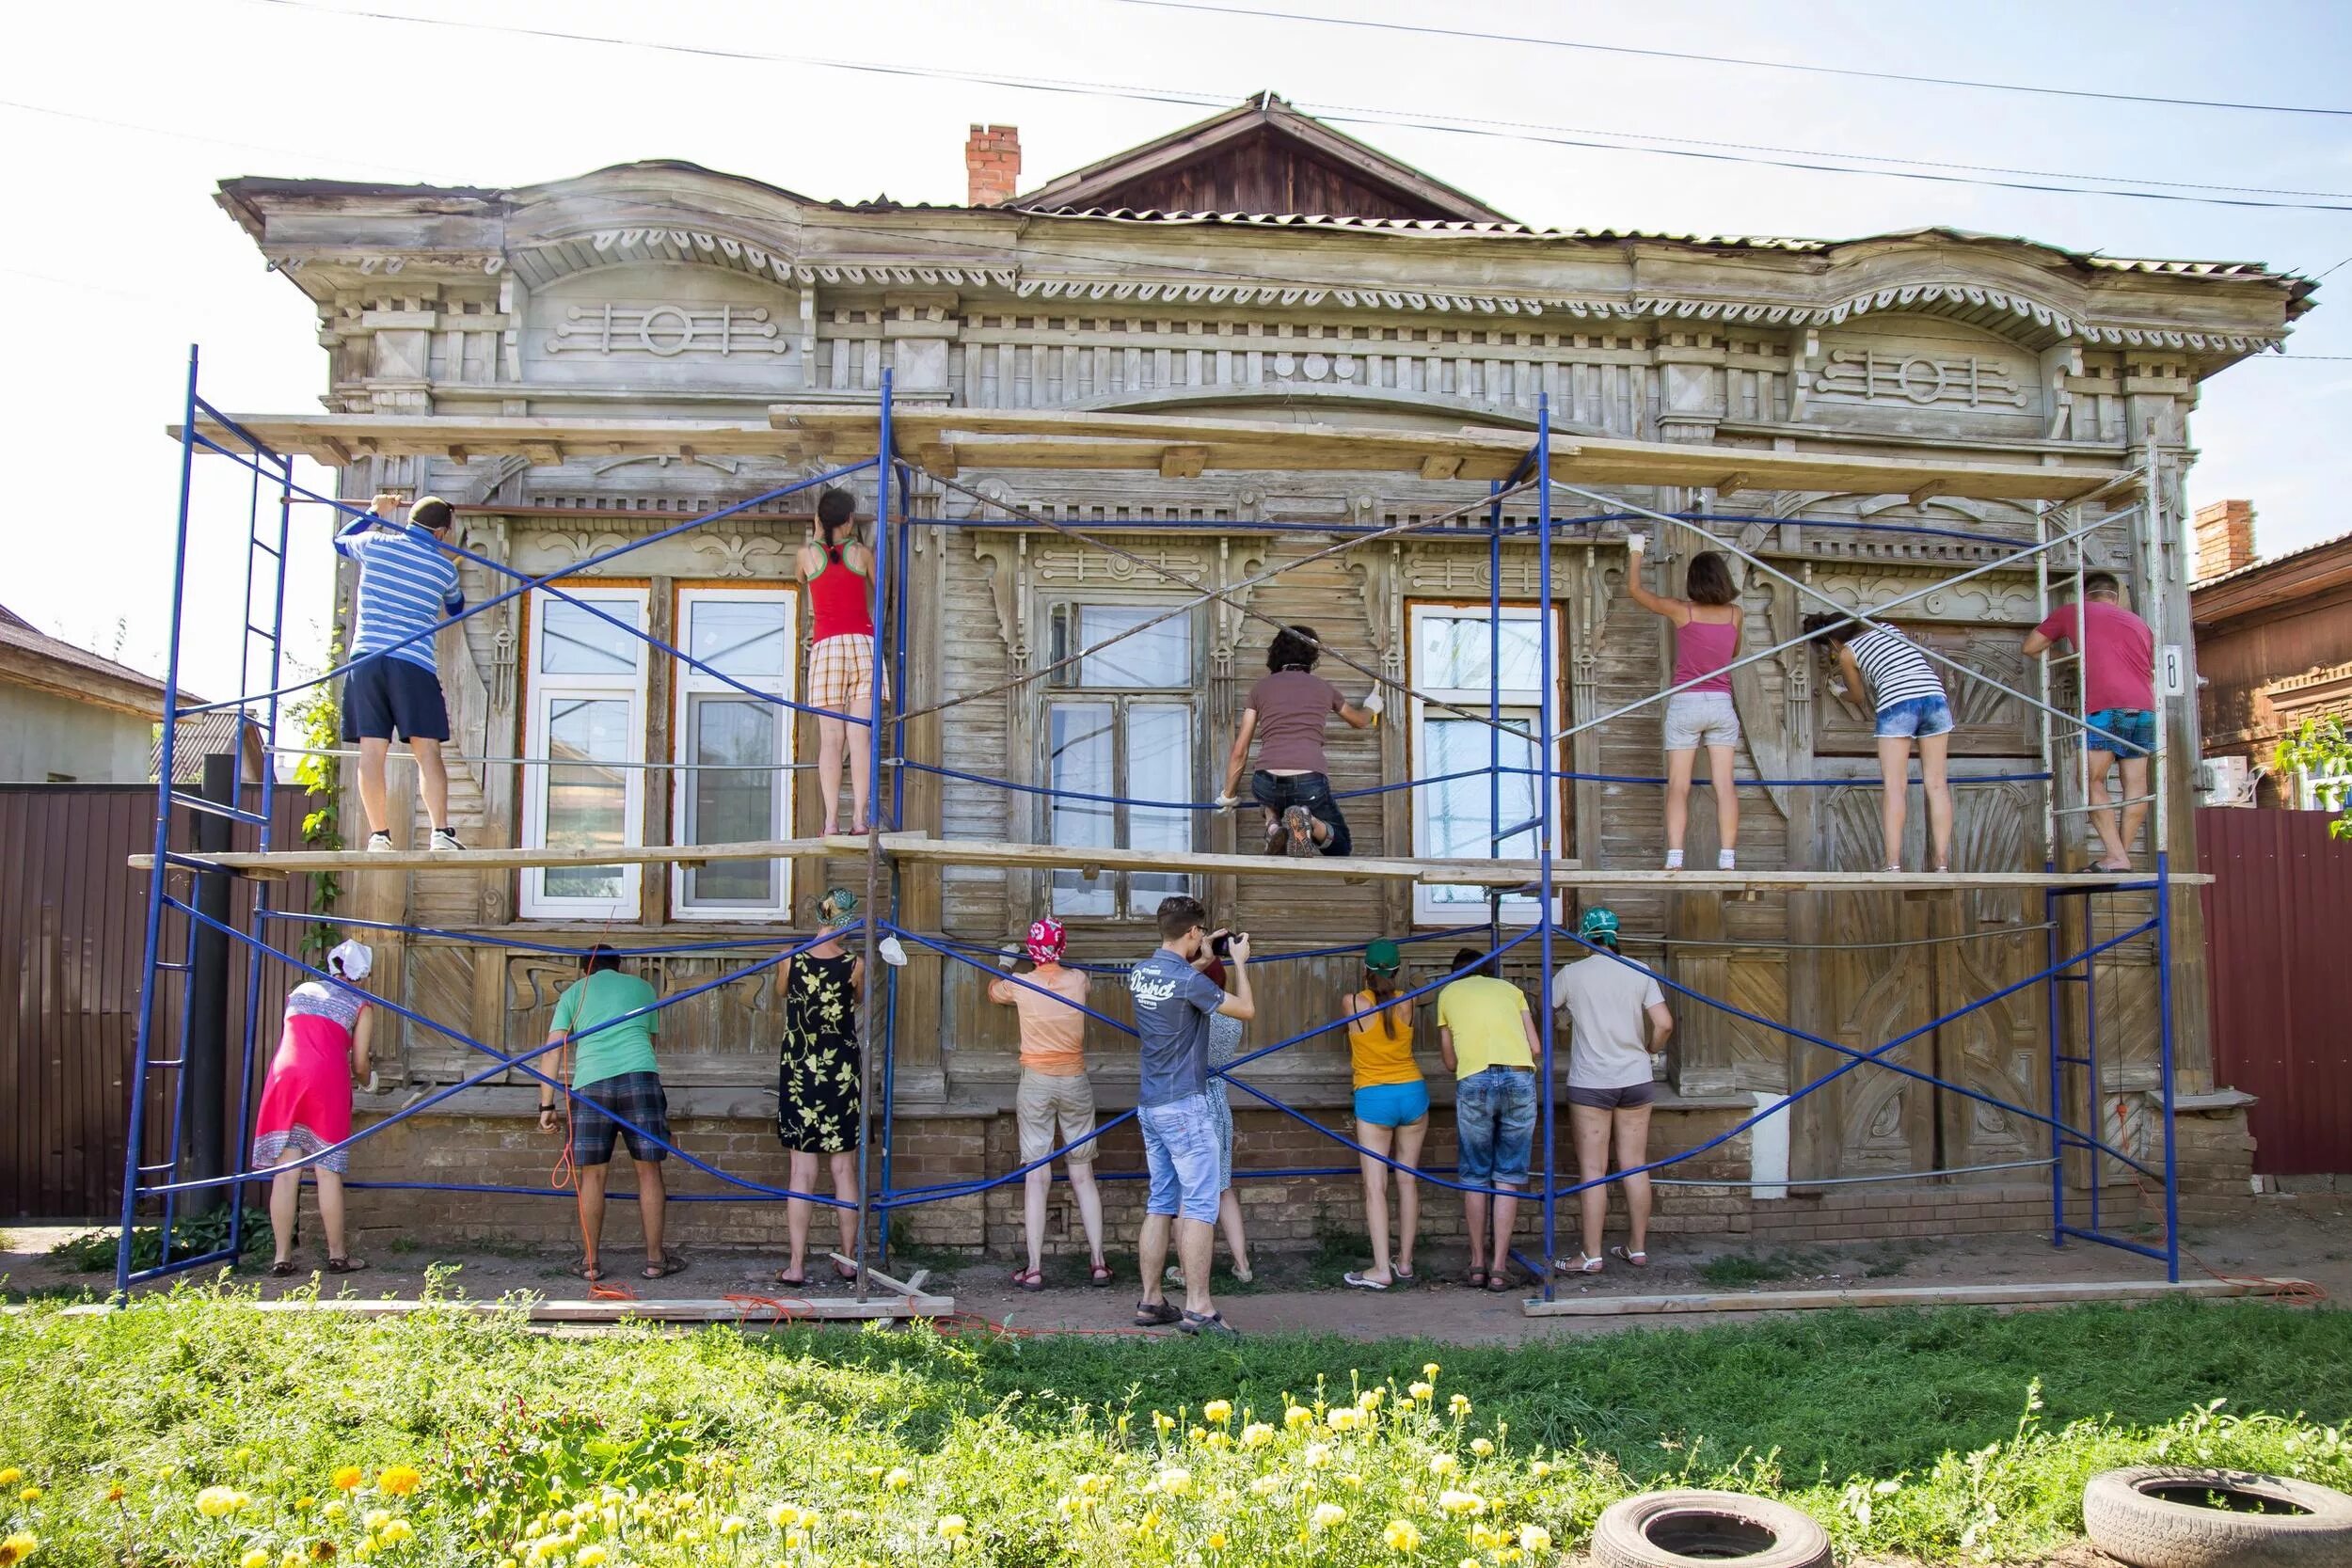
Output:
[1803, 613, 1955, 873]
[337, 493, 466, 852]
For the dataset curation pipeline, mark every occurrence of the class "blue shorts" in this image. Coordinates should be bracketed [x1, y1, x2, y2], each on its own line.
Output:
[342, 656, 451, 743]
[1874, 695, 1954, 740]
[1353, 1080, 1430, 1129]
[1454, 1066, 1536, 1187]
[1138, 1092, 1223, 1224]
[2087, 708, 2154, 759]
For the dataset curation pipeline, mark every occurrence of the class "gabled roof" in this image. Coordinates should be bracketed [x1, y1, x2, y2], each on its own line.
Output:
[0, 600, 197, 719]
[1014, 91, 1514, 223]
[2191, 528, 2352, 624]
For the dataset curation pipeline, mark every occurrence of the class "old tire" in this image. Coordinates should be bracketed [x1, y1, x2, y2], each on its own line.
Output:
[1591, 1489, 1834, 1568]
[2082, 1466, 2352, 1567]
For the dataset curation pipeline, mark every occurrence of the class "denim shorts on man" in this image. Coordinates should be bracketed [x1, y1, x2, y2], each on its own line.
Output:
[1454, 1065, 1536, 1186]
[2087, 707, 2154, 758]
[1250, 769, 1352, 856]
[1138, 1091, 1223, 1224]
[1874, 694, 1955, 741]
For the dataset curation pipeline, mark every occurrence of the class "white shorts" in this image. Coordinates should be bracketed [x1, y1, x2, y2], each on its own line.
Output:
[1664, 690, 1740, 751]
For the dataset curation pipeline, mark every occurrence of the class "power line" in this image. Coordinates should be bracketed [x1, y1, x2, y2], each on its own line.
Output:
[1109, 0, 2352, 119]
[0, 98, 429, 180]
[235, 0, 2352, 214]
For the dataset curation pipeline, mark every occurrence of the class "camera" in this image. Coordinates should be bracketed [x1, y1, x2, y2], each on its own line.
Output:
[1209, 930, 1232, 958]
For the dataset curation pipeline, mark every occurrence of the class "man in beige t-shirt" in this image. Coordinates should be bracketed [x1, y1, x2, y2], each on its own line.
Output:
[987, 917, 1110, 1290]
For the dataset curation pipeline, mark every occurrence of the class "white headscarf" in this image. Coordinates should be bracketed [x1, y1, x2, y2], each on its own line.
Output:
[327, 939, 373, 982]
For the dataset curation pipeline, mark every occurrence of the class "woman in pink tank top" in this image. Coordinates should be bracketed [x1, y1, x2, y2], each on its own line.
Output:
[1623, 540, 1744, 870]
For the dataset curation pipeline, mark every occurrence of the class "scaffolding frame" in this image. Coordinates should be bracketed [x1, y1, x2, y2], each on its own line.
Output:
[119, 345, 2195, 1304]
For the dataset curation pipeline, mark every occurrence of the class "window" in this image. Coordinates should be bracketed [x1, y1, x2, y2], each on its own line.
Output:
[1043, 601, 1199, 919]
[1406, 602, 1563, 926]
[520, 588, 650, 920]
[2299, 766, 2352, 814]
[670, 588, 799, 919]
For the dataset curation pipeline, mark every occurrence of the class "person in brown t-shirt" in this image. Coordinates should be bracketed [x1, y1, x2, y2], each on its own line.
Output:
[1217, 624, 1379, 855]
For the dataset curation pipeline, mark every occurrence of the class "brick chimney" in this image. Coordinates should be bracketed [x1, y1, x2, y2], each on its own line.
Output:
[965, 124, 1021, 207]
[2193, 499, 2257, 581]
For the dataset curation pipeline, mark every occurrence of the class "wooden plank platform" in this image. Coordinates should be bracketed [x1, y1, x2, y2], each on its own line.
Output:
[176, 408, 2135, 505]
[132, 833, 2209, 889]
[1519, 1275, 2312, 1318]
[61, 1292, 954, 1323]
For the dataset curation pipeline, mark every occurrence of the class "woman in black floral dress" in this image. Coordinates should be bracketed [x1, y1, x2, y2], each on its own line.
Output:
[776, 889, 866, 1286]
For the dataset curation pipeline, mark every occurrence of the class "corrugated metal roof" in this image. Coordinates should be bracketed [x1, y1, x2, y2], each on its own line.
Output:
[2192, 526, 2352, 594]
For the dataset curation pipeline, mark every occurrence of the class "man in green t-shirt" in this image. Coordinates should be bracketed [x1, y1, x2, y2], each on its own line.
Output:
[539, 945, 682, 1282]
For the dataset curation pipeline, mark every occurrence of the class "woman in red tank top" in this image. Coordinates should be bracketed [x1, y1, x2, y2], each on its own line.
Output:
[798, 488, 882, 835]
[1623, 538, 1744, 871]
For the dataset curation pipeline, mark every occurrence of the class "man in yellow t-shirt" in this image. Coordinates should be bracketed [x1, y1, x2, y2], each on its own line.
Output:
[1437, 949, 1541, 1293]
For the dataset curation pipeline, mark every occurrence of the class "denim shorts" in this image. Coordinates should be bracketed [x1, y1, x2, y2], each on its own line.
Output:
[1353, 1079, 1430, 1129]
[2087, 708, 2155, 759]
[1875, 694, 1955, 740]
[1250, 770, 1352, 856]
[1138, 1092, 1223, 1224]
[1454, 1066, 1536, 1186]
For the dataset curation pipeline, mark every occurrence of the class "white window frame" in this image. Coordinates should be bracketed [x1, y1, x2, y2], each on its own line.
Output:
[2298, 765, 2352, 814]
[519, 586, 651, 920]
[1406, 600, 1565, 927]
[669, 585, 800, 922]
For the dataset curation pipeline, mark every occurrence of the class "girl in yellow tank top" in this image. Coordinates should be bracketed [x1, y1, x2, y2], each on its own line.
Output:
[1343, 940, 1429, 1291]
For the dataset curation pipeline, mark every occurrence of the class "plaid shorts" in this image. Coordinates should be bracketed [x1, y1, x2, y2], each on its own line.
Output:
[809, 633, 886, 716]
[570, 1071, 670, 1166]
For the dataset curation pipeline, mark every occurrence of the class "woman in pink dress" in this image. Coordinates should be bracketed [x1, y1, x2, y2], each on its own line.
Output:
[252, 939, 375, 1275]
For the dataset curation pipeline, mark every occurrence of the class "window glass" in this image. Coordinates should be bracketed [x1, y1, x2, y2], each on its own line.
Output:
[1077, 605, 1191, 689]
[687, 598, 790, 678]
[1417, 614, 1542, 693]
[539, 600, 642, 675]
[684, 694, 779, 906]
[543, 696, 631, 900]
[1048, 701, 1117, 917]
[1125, 702, 1195, 909]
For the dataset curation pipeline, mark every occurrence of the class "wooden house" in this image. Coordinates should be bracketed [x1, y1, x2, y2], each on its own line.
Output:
[205, 95, 2305, 1254]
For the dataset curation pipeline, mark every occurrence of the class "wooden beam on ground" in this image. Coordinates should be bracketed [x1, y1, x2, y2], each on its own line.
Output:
[61, 1293, 953, 1323]
[1519, 1275, 2312, 1318]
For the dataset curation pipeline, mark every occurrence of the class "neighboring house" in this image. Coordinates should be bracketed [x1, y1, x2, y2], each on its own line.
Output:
[208, 93, 2305, 1246]
[2190, 500, 2352, 810]
[151, 708, 268, 789]
[0, 603, 197, 784]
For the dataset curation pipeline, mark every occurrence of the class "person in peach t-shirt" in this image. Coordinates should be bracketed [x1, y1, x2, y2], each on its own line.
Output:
[988, 917, 1111, 1290]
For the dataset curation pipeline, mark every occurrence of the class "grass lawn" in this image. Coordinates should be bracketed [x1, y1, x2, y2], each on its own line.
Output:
[1, 1289, 2347, 1565]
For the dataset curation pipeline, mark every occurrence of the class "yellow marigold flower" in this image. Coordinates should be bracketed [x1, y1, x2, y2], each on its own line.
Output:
[1357, 1388, 1384, 1411]
[1327, 1407, 1364, 1433]
[195, 1487, 244, 1518]
[1303, 1443, 1333, 1469]
[1408, 1382, 1435, 1402]
[331, 1467, 363, 1493]
[13, 1491, 36, 1505]
[1241, 1423, 1276, 1449]
[243, 1550, 273, 1568]
[1470, 1438, 1495, 1457]
[1077, 1474, 1109, 1497]
[232, 1449, 257, 1468]
[1384, 1518, 1422, 1552]
[281, 1553, 305, 1568]
[1438, 1489, 1486, 1516]
[1470, 1525, 1503, 1550]
[1248, 1477, 1282, 1497]
[882, 1468, 912, 1493]
[1205, 1431, 1232, 1450]
[1284, 1405, 1314, 1431]
[1422, 1363, 1440, 1380]
[1189, 1427, 1208, 1445]
[551, 1512, 576, 1531]
[0, 1532, 37, 1567]
[1203, 1400, 1233, 1424]
[377, 1465, 421, 1499]
[935, 1516, 967, 1540]
[722, 1517, 749, 1539]
[1310, 1503, 1346, 1531]
[291, 1497, 314, 1513]
[1342, 1474, 1363, 1491]
[0, 1471, 17, 1488]
[1206, 1531, 1228, 1550]
[1155, 1467, 1192, 1496]
[786, 1529, 808, 1550]
[363, 1512, 391, 1532]
[576, 1548, 608, 1568]
[768, 1503, 801, 1528]
[1528, 1461, 1552, 1480]
[1153, 1412, 1177, 1434]
[1448, 1394, 1471, 1417]
[1518, 1524, 1552, 1553]
[377, 1520, 414, 1546]
[322, 1502, 346, 1523]
[1426, 1454, 1458, 1477]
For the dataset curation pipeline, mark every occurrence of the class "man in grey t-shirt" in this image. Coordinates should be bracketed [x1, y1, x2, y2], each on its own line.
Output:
[1126, 895, 1253, 1336]
[1548, 907, 1674, 1275]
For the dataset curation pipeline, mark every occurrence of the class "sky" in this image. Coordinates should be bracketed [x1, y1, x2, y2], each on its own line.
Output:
[5, 0, 2349, 702]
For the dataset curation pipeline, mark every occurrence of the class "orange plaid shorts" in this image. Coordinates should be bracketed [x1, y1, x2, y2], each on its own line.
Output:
[809, 632, 884, 716]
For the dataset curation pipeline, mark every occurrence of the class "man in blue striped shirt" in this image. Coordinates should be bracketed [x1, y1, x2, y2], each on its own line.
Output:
[337, 493, 466, 852]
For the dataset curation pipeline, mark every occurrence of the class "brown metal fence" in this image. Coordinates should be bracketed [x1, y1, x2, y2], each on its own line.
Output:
[1, 784, 317, 1219]
[2200, 806, 2352, 1177]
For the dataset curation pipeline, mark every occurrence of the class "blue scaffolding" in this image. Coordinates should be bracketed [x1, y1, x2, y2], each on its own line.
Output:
[118, 344, 2185, 1302]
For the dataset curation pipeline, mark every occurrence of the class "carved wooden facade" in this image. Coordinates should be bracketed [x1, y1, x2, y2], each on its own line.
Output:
[215, 104, 2306, 1196]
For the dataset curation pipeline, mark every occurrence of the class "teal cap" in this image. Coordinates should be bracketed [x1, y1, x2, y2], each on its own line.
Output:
[1578, 906, 1620, 942]
[1365, 939, 1402, 972]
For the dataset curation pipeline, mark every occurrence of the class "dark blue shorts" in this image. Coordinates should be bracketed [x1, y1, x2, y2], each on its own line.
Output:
[342, 657, 451, 743]
[570, 1071, 671, 1166]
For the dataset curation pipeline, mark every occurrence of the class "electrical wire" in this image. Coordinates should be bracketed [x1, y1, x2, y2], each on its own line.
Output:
[1107, 0, 2352, 120]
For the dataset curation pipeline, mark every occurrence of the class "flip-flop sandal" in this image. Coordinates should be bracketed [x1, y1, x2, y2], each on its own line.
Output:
[1465, 1266, 1489, 1290]
[1179, 1309, 1240, 1338]
[1343, 1271, 1391, 1291]
[1134, 1299, 1183, 1328]
[641, 1252, 688, 1280]
[773, 1267, 808, 1287]
[1010, 1266, 1045, 1292]
[1556, 1253, 1605, 1275]
[1089, 1261, 1115, 1288]
[325, 1257, 369, 1275]
[1485, 1271, 1515, 1294]
[1609, 1244, 1649, 1268]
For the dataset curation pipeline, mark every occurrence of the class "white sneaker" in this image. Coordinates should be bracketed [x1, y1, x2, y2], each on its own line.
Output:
[428, 829, 465, 852]
[365, 832, 395, 854]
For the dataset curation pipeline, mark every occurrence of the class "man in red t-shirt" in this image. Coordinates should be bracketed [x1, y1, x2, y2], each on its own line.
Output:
[2025, 573, 2156, 870]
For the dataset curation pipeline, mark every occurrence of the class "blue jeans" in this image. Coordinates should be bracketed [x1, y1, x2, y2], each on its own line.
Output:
[1454, 1067, 1536, 1187]
[1138, 1093, 1223, 1224]
[2087, 708, 2154, 759]
[1875, 695, 1955, 740]
[1251, 770, 1352, 856]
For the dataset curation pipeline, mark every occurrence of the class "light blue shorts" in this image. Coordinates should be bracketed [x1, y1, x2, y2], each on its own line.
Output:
[1454, 1067, 1537, 1187]
[1138, 1092, 1222, 1224]
[1353, 1080, 1431, 1129]
[1875, 695, 1955, 740]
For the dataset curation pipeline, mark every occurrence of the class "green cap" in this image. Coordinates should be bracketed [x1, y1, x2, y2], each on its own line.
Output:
[1365, 939, 1402, 972]
[1577, 906, 1620, 942]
